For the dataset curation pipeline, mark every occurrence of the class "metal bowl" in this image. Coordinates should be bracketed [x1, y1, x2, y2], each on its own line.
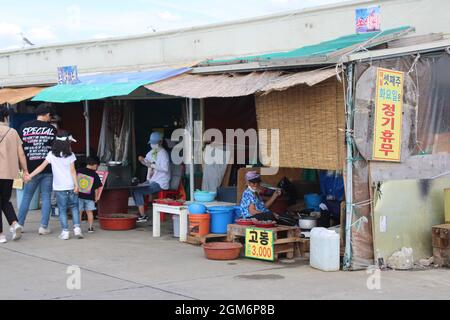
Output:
[298, 216, 318, 230]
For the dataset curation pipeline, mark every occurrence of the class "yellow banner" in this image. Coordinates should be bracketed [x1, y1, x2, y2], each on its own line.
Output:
[245, 228, 274, 261]
[373, 68, 404, 162]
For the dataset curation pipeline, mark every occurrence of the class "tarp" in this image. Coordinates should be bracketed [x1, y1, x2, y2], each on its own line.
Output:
[145, 68, 337, 98]
[201, 26, 414, 66]
[32, 67, 191, 103]
[0, 87, 46, 104]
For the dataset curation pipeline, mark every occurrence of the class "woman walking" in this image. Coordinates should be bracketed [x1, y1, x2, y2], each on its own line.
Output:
[0, 105, 29, 243]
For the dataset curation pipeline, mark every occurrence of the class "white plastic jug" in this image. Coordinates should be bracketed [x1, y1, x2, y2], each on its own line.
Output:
[310, 227, 340, 272]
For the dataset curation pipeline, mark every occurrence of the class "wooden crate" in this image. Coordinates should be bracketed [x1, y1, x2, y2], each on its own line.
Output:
[432, 224, 450, 249]
[186, 233, 228, 246]
[227, 224, 301, 260]
[433, 247, 450, 267]
[295, 238, 310, 258]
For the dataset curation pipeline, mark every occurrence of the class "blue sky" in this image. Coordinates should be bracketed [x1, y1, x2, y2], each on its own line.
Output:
[0, 0, 345, 50]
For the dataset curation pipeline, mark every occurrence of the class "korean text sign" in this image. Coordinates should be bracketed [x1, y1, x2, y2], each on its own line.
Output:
[57, 65, 80, 84]
[355, 6, 381, 33]
[373, 68, 404, 162]
[245, 228, 274, 261]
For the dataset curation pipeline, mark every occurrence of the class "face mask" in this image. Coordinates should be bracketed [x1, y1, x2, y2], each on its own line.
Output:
[151, 144, 160, 150]
[248, 186, 258, 193]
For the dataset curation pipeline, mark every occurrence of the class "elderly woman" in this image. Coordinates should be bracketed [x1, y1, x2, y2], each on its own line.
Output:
[239, 171, 282, 221]
[0, 106, 29, 243]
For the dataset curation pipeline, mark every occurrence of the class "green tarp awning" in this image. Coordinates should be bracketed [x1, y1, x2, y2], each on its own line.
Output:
[32, 67, 191, 103]
[201, 26, 414, 66]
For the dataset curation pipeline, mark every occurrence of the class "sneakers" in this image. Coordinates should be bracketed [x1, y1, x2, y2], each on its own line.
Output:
[10, 223, 22, 241]
[137, 215, 149, 223]
[74, 227, 84, 239]
[0, 235, 6, 243]
[88, 227, 94, 233]
[38, 226, 51, 235]
[58, 230, 70, 240]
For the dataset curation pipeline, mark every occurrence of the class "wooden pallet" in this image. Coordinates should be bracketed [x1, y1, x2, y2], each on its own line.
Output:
[295, 238, 310, 258]
[186, 233, 228, 246]
[227, 224, 301, 260]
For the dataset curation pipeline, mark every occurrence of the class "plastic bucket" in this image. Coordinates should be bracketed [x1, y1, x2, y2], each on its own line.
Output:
[209, 206, 234, 234]
[189, 213, 210, 236]
[304, 193, 322, 211]
[173, 215, 180, 238]
[16, 187, 40, 210]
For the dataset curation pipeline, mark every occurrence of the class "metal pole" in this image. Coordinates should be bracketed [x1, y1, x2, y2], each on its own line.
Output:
[189, 98, 195, 201]
[343, 63, 354, 271]
[84, 100, 90, 157]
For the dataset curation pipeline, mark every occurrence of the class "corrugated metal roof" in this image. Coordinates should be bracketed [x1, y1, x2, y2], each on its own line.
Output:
[201, 26, 414, 67]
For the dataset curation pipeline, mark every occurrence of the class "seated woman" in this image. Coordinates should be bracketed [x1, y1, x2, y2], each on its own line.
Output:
[239, 171, 282, 221]
[132, 131, 171, 223]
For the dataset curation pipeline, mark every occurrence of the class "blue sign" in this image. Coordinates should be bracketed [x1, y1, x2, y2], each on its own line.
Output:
[57, 65, 80, 84]
[355, 6, 381, 33]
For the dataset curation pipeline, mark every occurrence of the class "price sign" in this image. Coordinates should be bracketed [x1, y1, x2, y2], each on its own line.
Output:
[245, 228, 275, 261]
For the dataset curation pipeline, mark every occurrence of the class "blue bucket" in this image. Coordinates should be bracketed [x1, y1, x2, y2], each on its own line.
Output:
[304, 193, 322, 211]
[208, 206, 234, 234]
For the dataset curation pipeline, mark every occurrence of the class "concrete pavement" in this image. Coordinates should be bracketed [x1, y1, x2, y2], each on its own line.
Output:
[1, 209, 449, 300]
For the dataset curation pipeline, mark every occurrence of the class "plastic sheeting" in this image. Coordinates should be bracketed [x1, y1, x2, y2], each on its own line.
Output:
[350, 52, 450, 270]
[97, 100, 133, 164]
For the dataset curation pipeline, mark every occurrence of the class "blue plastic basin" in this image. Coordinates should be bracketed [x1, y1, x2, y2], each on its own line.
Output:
[188, 203, 207, 214]
[194, 191, 217, 202]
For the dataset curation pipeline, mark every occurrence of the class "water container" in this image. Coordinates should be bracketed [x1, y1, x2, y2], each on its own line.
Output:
[172, 215, 180, 238]
[310, 227, 340, 272]
[16, 187, 40, 210]
[304, 193, 322, 211]
[208, 206, 234, 234]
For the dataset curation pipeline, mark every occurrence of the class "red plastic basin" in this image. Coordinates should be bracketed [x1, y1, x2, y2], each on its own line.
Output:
[98, 214, 138, 231]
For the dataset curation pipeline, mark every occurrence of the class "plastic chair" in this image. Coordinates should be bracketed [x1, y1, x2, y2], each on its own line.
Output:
[144, 164, 186, 222]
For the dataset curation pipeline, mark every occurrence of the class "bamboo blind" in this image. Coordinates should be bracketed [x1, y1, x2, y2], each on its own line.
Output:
[255, 78, 345, 170]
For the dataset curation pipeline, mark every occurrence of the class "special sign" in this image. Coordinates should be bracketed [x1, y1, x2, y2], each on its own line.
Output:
[245, 228, 274, 261]
[373, 68, 404, 162]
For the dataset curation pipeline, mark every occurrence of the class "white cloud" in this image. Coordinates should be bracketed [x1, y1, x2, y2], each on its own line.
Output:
[157, 11, 181, 21]
[27, 26, 57, 42]
[0, 22, 22, 37]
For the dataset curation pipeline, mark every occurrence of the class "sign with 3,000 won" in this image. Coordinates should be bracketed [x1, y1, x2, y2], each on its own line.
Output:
[245, 228, 275, 261]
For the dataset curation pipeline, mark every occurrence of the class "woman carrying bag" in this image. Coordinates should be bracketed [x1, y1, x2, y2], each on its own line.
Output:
[0, 106, 29, 243]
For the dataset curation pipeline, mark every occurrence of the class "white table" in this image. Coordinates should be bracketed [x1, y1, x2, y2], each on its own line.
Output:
[152, 201, 237, 242]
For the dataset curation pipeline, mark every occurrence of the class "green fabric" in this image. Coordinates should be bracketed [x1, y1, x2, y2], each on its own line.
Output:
[203, 26, 411, 65]
[32, 81, 150, 103]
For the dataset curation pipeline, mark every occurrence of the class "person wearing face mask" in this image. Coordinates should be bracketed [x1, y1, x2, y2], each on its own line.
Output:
[239, 171, 281, 221]
[133, 131, 171, 223]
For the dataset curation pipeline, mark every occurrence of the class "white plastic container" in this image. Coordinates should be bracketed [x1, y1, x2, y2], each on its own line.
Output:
[310, 227, 340, 272]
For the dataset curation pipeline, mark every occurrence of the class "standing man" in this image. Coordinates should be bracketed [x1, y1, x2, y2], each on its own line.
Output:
[132, 131, 171, 223]
[18, 104, 57, 234]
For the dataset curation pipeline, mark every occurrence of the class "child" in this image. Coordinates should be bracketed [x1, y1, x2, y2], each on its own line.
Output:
[77, 156, 102, 233]
[29, 132, 83, 240]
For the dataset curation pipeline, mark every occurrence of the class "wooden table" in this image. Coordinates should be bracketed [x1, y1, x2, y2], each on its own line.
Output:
[152, 201, 236, 242]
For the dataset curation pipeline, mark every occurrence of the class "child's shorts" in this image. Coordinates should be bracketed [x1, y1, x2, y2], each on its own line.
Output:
[78, 198, 96, 212]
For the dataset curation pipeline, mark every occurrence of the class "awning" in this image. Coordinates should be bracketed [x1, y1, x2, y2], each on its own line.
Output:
[145, 68, 337, 98]
[0, 87, 46, 104]
[32, 67, 191, 103]
[201, 26, 414, 67]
